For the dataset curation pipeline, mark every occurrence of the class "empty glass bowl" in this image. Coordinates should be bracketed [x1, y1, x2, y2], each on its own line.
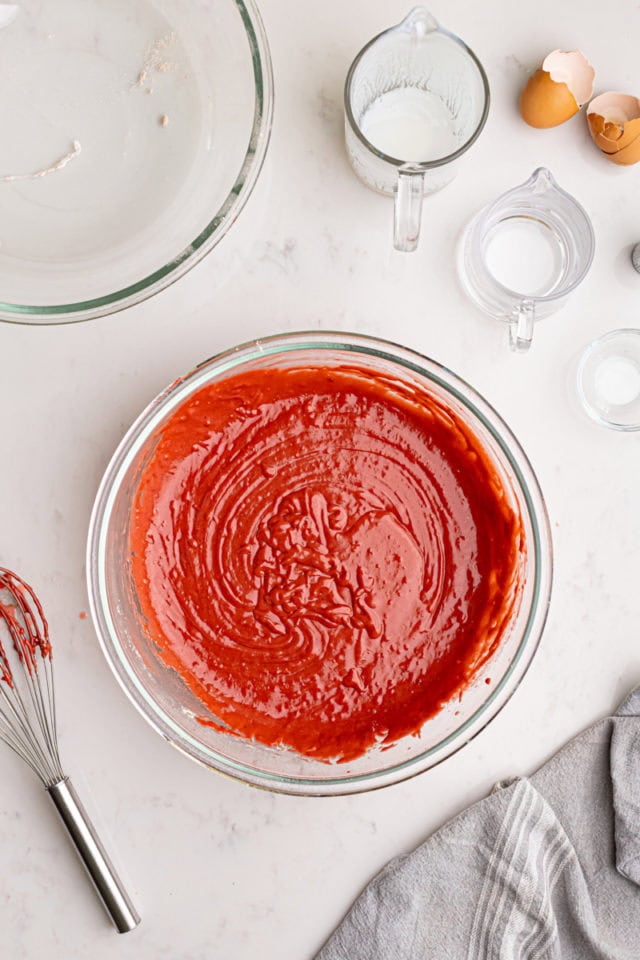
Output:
[87, 332, 552, 796]
[0, 0, 273, 324]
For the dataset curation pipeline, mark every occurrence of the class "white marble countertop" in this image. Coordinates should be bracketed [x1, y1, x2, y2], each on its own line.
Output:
[2, 0, 640, 956]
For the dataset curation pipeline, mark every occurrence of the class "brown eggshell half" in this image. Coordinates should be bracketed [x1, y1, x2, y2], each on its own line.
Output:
[587, 93, 640, 164]
[520, 69, 579, 128]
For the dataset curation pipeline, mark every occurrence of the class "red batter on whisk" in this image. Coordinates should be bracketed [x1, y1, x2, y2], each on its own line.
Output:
[0, 568, 51, 686]
[0, 567, 140, 932]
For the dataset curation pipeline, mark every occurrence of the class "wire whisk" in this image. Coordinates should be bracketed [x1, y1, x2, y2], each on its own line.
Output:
[0, 567, 140, 934]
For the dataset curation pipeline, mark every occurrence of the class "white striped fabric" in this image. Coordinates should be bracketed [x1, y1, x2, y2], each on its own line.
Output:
[467, 780, 574, 960]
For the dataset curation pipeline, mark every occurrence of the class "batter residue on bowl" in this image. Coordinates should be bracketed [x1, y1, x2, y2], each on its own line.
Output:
[130, 364, 525, 761]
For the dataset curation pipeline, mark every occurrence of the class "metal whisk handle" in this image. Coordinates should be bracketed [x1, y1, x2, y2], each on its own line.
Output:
[47, 778, 140, 934]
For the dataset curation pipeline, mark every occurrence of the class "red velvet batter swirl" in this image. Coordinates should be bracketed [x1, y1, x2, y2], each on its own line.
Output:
[130, 364, 524, 761]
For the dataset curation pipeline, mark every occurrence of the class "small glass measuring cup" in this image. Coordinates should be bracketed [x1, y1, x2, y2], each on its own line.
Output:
[344, 7, 489, 253]
[458, 168, 595, 352]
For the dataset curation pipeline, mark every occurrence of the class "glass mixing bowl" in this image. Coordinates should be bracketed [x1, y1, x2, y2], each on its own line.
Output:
[87, 332, 552, 795]
[0, 0, 273, 324]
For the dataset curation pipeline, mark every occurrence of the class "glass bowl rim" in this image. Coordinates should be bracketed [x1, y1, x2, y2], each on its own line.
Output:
[0, 0, 274, 326]
[87, 330, 553, 795]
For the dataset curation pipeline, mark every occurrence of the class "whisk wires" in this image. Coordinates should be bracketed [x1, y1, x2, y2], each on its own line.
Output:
[0, 569, 64, 787]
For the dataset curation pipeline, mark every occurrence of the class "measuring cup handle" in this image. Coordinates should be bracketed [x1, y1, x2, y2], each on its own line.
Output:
[509, 300, 535, 352]
[394, 169, 424, 252]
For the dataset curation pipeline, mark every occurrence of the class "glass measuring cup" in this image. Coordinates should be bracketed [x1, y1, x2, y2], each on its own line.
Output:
[459, 168, 595, 352]
[344, 7, 489, 252]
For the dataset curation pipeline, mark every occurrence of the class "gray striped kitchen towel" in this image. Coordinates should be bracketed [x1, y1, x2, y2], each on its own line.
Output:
[316, 686, 640, 959]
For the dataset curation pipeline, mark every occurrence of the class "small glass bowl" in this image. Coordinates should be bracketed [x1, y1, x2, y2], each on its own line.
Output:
[577, 329, 640, 431]
[0, 0, 273, 324]
[87, 332, 553, 796]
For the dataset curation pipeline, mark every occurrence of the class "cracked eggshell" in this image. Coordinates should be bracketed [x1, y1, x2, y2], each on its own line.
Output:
[520, 50, 595, 128]
[587, 93, 640, 165]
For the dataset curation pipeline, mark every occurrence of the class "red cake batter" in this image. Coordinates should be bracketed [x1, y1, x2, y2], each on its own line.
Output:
[130, 364, 524, 761]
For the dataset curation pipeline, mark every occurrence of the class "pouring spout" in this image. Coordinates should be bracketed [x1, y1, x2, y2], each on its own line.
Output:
[398, 7, 439, 39]
[528, 167, 558, 195]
